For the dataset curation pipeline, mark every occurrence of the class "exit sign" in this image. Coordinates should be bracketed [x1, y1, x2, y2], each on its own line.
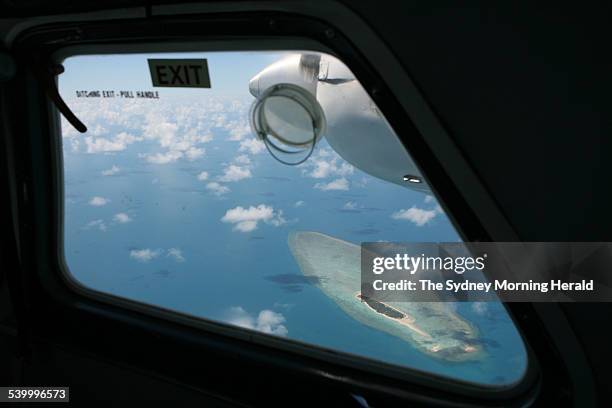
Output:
[147, 59, 211, 88]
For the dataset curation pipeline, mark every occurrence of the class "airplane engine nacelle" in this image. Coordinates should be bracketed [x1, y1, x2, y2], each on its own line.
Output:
[249, 53, 431, 193]
[249, 54, 319, 98]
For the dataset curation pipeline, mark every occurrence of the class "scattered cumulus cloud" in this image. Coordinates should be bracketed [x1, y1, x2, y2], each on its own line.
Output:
[343, 201, 357, 210]
[200, 133, 214, 143]
[315, 148, 331, 158]
[354, 176, 369, 188]
[143, 116, 179, 147]
[141, 150, 184, 164]
[167, 248, 185, 262]
[219, 165, 252, 182]
[234, 154, 251, 165]
[315, 177, 349, 191]
[471, 302, 489, 316]
[89, 196, 109, 206]
[268, 210, 287, 227]
[61, 97, 243, 163]
[85, 132, 142, 153]
[221, 204, 286, 232]
[138, 112, 212, 164]
[226, 306, 288, 336]
[391, 206, 437, 226]
[306, 157, 354, 179]
[129, 248, 184, 263]
[206, 182, 230, 196]
[185, 147, 205, 161]
[113, 213, 131, 223]
[197, 171, 209, 181]
[232, 220, 258, 232]
[130, 248, 161, 262]
[85, 219, 107, 231]
[89, 123, 107, 136]
[294, 200, 305, 208]
[239, 138, 266, 155]
[227, 120, 251, 141]
[101, 165, 120, 176]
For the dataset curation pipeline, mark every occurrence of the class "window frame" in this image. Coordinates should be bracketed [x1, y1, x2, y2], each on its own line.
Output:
[54, 43, 534, 390]
[5, 8, 557, 406]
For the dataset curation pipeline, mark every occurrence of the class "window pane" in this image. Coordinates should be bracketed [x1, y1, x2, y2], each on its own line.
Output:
[59, 50, 527, 387]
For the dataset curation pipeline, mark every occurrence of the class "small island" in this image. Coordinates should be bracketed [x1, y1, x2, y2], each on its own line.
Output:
[288, 231, 484, 362]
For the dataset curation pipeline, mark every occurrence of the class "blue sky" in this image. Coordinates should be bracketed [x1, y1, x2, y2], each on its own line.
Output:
[61, 51, 288, 96]
[58, 51, 527, 387]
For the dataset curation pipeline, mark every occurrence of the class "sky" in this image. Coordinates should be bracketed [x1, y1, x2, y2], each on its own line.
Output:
[61, 51, 286, 96]
[58, 51, 527, 387]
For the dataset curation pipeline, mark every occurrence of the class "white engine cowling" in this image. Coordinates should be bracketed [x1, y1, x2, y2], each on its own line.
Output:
[249, 53, 430, 193]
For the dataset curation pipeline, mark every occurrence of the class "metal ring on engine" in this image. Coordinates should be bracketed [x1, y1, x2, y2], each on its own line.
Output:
[250, 83, 326, 166]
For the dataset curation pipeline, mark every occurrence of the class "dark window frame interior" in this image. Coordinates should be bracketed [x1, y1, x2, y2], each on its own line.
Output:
[3, 10, 579, 406]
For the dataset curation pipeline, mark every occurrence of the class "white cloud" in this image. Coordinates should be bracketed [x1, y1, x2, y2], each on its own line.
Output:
[219, 165, 252, 182]
[142, 150, 184, 164]
[89, 123, 107, 136]
[140, 112, 211, 164]
[471, 302, 489, 316]
[197, 171, 209, 181]
[85, 132, 141, 153]
[221, 205, 272, 231]
[354, 176, 369, 188]
[101, 165, 120, 176]
[130, 248, 161, 262]
[221, 204, 286, 232]
[268, 210, 287, 227]
[85, 137, 124, 153]
[294, 200, 305, 208]
[129, 247, 184, 263]
[391, 206, 437, 226]
[316, 148, 331, 158]
[343, 201, 357, 210]
[89, 196, 109, 206]
[233, 220, 258, 232]
[184, 128, 213, 144]
[113, 213, 131, 223]
[143, 117, 178, 147]
[315, 178, 349, 191]
[226, 307, 288, 336]
[67, 137, 80, 152]
[302, 151, 353, 179]
[234, 154, 251, 165]
[63, 97, 254, 163]
[185, 147, 205, 161]
[227, 120, 251, 141]
[424, 195, 435, 203]
[167, 248, 185, 262]
[206, 182, 230, 196]
[256, 310, 288, 336]
[239, 138, 266, 155]
[85, 219, 107, 231]
[307, 158, 354, 179]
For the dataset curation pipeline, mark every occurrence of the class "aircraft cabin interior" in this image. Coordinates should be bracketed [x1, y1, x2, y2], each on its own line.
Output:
[0, 1, 611, 407]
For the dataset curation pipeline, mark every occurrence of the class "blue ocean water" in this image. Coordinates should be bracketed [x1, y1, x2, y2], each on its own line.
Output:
[60, 52, 527, 388]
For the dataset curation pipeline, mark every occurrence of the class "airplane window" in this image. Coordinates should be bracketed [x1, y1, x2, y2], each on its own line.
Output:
[58, 51, 527, 387]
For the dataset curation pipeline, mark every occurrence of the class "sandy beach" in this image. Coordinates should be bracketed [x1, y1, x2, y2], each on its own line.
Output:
[355, 292, 431, 338]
